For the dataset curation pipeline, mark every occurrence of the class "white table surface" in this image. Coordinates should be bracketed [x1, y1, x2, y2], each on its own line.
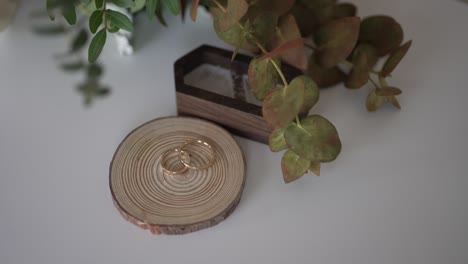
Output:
[1, 1, 467, 263]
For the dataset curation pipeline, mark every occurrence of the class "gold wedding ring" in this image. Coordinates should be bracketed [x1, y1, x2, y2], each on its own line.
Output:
[178, 139, 215, 171]
[160, 148, 190, 175]
[160, 138, 215, 175]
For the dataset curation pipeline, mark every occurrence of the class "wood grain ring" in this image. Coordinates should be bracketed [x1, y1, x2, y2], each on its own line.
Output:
[109, 117, 246, 235]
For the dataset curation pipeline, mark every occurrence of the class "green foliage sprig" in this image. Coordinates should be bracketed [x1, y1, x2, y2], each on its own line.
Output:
[42, 0, 412, 183]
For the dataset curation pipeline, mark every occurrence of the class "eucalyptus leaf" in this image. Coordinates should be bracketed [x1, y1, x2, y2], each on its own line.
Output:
[289, 75, 319, 115]
[309, 161, 321, 176]
[381, 40, 412, 77]
[262, 84, 305, 128]
[359, 16, 403, 56]
[106, 10, 134, 32]
[376, 87, 402, 96]
[269, 127, 288, 152]
[214, 0, 248, 32]
[299, 0, 335, 25]
[308, 54, 346, 88]
[247, 11, 277, 45]
[247, 57, 280, 100]
[345, 44, 377, 89]
[315, 16, 360, 68]
[366, 88, 384, 112]
[268, 15, 307, 70]
[88, 29, 107, 63]
[284, 115, 342, 162]
[214, 17, 258, 52]
[333, 3, 357, 19]
[281, 149, 311, 183]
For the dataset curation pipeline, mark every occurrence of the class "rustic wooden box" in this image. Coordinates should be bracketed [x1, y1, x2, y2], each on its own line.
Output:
[174, 45, 301, 144]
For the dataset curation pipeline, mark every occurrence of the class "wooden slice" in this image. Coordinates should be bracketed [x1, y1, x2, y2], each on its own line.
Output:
[109, 117, 246, 235]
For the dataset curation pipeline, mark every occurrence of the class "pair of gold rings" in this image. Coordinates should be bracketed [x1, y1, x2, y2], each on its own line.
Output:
[160, 139, 215, 175]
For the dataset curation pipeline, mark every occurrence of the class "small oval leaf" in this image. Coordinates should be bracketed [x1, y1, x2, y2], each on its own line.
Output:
[281, 149, 311, 183]
[262, 84, 304, 128]
[106, 10, 134, 32]
[88, 29, 107, 63]
[89, 10, 103, 34]
[162, 0, 181, 15]
[358, 15, 403, 56]
[376, 87, 402, 96]
[248, 57, 280, 100]
[284, 115, 342, 162]
[269, 127, 288, 152]
[315, 16, 361, 68]
[381, 40, 412, 77]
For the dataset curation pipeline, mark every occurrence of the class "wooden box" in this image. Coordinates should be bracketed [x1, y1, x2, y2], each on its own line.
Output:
[174, 45, 301, 144]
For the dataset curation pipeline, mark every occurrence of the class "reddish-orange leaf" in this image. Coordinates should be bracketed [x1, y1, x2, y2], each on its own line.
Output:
[259, 38, 304, 61]
[190, 0, 200, 21]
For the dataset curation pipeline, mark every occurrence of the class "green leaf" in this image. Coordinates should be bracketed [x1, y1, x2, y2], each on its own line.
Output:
[281, 149, 311, 183]
[308, 54, 346, 88]
[345, 44, 378, 89]
[111, 0, 134, 8]
[376, 87, 402, 96]
[214, 0, 248, 32]
[155, 0, 167, 26]
[262, 84, 305, 128]
[106, 10, 134, 32]
[255, 0, 295, 16]
[248, 57, 280, 100]
[309, 161, 321, 176]
[268, 15, 307, 70]
[315, 16, 361, 68]
[290, 1, 318, 37]
[284, 115, 342, 162]
[214, 19, 258, 52]
[292, 75, 319, 115]
[146, 0, 157, 20]
[381, 40, 412, 77]
[299, 0, 335, 25]
[359, 16, 404, 56]
[32, 25, 66, 35]
[333, 3, 357, 19]
[61, 61, 85, 72]
[95, 0, 104, 9]
[162, 0, 180, 15]
[247, 12, 278, 45]
[87, 64, 103, 78]
[89, 10, 103, 34]
[62, 3, 77, 25]
[366, 88, 384, 112]
[46, 0, 59, 20]
[88, 29, 107, 63]
[269, 127, 288, 152]
[131, 0, 147, 13]
[71, 29, 88, 53]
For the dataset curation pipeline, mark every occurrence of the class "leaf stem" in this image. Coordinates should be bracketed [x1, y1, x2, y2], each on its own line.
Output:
[295, 115, 302, 127]
[368, 76, 380, 90]
[378, 75, 388, 88]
